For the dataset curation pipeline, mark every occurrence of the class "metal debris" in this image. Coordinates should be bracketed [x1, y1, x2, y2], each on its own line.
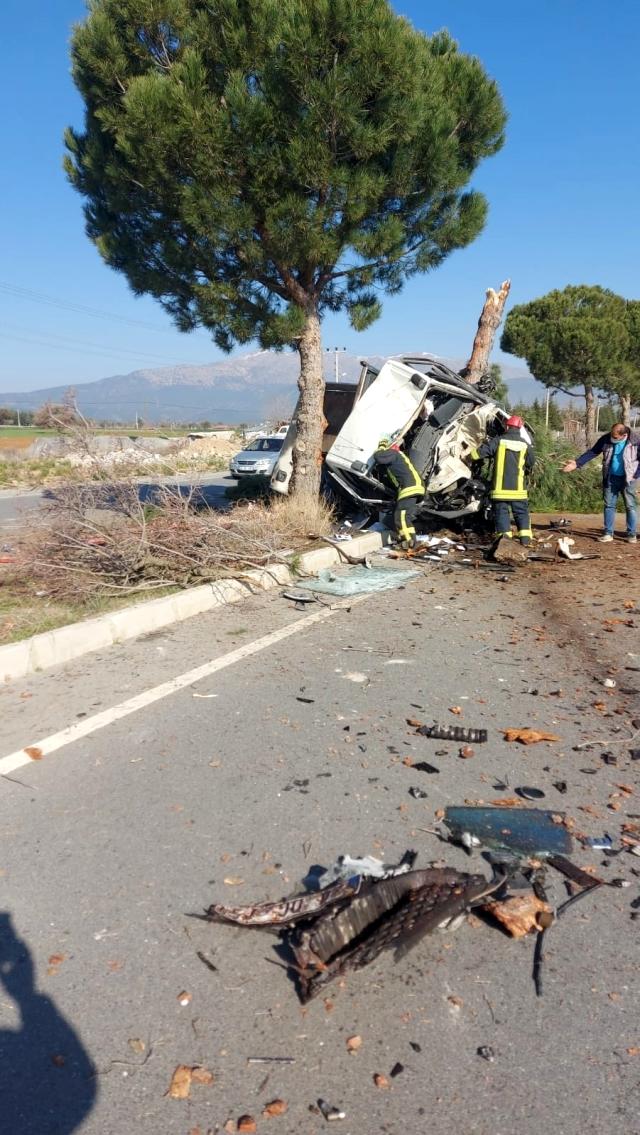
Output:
[417, 724, 488, 743]
[207, 864, 501, 1002]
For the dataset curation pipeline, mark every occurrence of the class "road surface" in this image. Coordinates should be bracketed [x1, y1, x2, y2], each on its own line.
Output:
[0, 556, 638, 1134]
[0, 472, 235, 533]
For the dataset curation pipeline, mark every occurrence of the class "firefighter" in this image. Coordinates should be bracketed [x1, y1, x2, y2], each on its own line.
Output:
[373, 437, 425, 549]
[477, 415, 535, 545]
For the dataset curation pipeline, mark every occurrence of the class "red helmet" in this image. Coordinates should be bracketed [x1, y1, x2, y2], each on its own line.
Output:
[506, 415, 524, 429]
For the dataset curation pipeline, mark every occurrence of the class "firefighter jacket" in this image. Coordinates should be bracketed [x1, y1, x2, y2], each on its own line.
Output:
[373, 446, 425, 500]
[477, 427, 535, 501]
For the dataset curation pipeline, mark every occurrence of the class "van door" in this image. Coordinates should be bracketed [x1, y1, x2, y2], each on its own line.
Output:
[326, 359, 427, 475]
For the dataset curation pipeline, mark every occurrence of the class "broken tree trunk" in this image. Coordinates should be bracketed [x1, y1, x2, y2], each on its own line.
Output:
[460, 279, 511, 385]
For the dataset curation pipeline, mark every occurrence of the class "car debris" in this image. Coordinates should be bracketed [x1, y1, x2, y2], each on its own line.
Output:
[409, 786, 428, 799]
[415, 723, 488, 743]
[515, 786, 546, 801]
[317, 1098, 346, 1122]
[443, 806, 573, 858]
[582, 834, 614, 850]
[246, 1057, 296, 1065]
[477, 1045, 496, 1061]
[557, 536, 583, 559]
[205, 862, 503, 1002]
[297, 564, 420, 597]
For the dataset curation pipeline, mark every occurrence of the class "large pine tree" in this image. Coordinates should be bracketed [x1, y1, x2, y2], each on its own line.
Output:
[66, 0, 506, 495]
[501, 285, 629, 445]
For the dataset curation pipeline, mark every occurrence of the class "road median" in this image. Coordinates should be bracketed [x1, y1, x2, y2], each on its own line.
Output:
[0, 531, 387, 682]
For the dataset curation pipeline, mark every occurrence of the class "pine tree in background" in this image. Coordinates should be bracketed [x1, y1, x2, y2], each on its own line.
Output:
[488, 363, 510, 408]
[604, 300, 640, 424]
[501, 285, 628, 445]
[64, 0, 506, 496]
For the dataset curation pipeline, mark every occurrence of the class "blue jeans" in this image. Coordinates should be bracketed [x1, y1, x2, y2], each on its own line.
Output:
[603, 476, 637, 536]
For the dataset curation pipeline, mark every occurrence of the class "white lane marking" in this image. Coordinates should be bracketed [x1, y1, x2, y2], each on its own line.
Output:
[0, 605, 344, 776]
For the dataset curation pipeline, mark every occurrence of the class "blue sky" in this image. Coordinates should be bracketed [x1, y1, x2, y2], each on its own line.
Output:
[1, 0, 639, 396]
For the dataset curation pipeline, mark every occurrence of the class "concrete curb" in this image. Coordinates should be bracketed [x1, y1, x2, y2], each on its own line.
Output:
[0, 531, 387, 682]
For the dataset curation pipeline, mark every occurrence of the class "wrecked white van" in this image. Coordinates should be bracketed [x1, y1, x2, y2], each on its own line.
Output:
[271, 355, 527, 523]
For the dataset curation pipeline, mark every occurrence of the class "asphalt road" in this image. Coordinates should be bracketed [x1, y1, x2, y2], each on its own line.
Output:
[0, 559, 638, 1135]
[0, 472, 234, 533]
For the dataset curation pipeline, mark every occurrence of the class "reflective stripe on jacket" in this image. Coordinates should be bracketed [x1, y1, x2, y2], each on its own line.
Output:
[374, 446, 424, 499]
[478, 428, 535, 501]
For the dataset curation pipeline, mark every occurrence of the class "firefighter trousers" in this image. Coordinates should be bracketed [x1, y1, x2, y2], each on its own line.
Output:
[393, 495, 422, 546]
[493, 498, 533, 544]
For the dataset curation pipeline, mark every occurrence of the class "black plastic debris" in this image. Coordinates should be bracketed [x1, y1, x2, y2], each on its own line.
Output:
[390, 1062, 404, 1078]
[417, 724, 488, 743]
[409, 786, 428, 799]
[601, 752, 618, 765]
[630, 749, 640, 761]
[412, 761, 440, 774]
[409, 1041, 422, 1053]
[317, 1098, 346, 1122]
[477, 1046, 495, 1062]
[552, 780, 568, 794]
[515, 786, 546, 801]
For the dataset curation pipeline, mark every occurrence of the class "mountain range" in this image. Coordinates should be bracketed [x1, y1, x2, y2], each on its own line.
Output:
[2, 350, 540, 425]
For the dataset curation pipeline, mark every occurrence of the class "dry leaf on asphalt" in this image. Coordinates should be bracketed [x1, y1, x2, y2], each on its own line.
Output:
[128, 1038, 146, 1054]
[263, 1098, 288, 1117]
[373, 1073, 390, 1089]
[177, 990, 192, 1005]
[166, 1065, 192, 1099]
[237, 1117, 258, 1133]
[346, 1035, 362, 1053]
[502, 728, 560, 745]
[191, 1066, 214, 1085]
[449, 706, 462, 715]
[223, 877, 246, 886]
[406, 718, 424, 728]
[24, 746, 43, 760]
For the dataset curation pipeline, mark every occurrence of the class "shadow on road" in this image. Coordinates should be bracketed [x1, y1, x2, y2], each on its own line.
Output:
[0, 912, 97, 1134]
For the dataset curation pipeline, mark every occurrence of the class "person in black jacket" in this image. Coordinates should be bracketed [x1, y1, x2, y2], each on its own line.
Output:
[477, 416, 535, 545]
[373, 438, 425, 549]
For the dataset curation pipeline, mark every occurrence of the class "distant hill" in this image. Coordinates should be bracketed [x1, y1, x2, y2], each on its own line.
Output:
[1, 350, 539, 424]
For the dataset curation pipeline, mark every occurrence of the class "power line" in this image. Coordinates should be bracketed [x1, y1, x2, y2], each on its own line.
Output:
[0, 324, 197, 366]
[0, 279, 201, 336]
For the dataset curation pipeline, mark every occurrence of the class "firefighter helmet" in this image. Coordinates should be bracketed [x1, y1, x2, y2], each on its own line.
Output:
[506, 415, 524, 429]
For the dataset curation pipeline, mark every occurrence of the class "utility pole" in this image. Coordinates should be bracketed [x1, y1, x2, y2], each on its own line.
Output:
[16, 407, 21, 428]
[545, 388, 550, 429]
[326, 347, 346, 383]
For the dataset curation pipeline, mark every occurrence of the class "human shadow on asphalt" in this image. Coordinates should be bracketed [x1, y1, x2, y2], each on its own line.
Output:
[0, 912, 97, 1134]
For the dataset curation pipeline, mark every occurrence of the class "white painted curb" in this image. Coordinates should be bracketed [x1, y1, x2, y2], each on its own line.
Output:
[0, 531, 387, 682]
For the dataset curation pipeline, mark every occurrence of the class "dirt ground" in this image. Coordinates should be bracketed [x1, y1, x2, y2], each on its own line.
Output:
[525, 513, 639, 682]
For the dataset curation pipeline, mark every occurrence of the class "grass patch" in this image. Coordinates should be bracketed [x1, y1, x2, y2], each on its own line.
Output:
[0, 578, 179, 645]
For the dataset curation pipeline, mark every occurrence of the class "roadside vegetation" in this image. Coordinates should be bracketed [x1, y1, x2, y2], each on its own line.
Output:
[0, 487, 334, 644]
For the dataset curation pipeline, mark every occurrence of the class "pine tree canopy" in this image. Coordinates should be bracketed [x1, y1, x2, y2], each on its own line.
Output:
[500, 285, 628, 396]
[65, 0, 506, 350]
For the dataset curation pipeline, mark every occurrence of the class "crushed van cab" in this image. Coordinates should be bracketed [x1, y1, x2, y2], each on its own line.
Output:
[272, 355, 530, 523]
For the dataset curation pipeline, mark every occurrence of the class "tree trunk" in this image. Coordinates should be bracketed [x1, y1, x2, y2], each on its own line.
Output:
[620, 391, 632, 426]
[460, 279, 511, 385]
[584, 384, 597, 447]
[291, 309, 326, 498]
